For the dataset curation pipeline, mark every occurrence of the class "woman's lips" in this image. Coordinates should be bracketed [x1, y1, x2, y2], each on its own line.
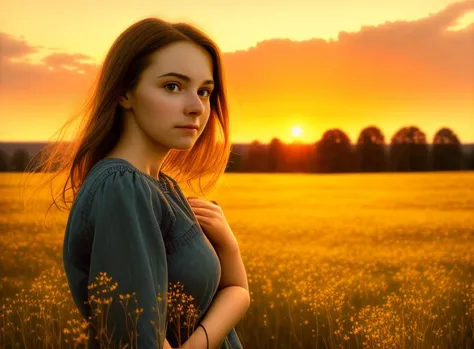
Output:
[176, 125, 199, 129]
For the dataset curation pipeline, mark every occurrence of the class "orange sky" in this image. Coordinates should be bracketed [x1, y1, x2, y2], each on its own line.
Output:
[1, 0, 473, 144]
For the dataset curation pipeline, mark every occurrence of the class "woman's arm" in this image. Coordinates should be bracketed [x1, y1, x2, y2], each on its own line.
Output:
[181, 243, 250, 349]
[215, 241, 249, 292]
[83, 171, 169, 348]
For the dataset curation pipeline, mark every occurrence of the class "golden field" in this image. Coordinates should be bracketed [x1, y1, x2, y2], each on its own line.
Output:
[1, 171, 473, 348]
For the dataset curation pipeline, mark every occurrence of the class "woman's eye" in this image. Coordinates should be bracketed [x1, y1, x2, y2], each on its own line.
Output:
[164, 83, 212, 97]
[200, 89, 212, 97]
[164, 83, 180, 92]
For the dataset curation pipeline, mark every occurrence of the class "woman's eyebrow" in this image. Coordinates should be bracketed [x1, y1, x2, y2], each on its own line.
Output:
[157, 72, 214, 85]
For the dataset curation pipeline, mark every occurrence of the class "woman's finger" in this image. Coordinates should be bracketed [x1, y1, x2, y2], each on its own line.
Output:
[188, 199, 220, 210]
[193, 213, 212, 225]
[190, 206, 215, 218]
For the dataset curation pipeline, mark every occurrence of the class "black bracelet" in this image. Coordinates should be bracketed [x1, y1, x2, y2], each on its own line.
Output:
[198, 323, 209, 349]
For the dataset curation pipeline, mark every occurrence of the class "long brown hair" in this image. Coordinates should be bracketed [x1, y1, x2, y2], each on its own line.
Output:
[23, 17, 232, 219]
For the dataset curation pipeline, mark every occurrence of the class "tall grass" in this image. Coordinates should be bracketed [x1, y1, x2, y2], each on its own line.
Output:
[1, 171, 473, 348]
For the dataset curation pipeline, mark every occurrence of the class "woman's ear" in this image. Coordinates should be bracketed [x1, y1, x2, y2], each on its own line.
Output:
[118, 92, 133, 109]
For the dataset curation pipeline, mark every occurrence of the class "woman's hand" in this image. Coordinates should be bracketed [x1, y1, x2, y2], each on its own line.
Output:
[186, 197, 238, 251]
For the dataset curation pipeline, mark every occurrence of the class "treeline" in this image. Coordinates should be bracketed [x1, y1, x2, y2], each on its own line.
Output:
[1, 126, 473, 173]
[227, 126, 474, 173]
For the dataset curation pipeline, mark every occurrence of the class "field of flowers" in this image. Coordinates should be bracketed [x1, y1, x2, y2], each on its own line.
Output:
[1, 171, 473, 348]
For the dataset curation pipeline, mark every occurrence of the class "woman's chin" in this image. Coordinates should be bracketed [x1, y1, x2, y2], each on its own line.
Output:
[171, 139, 196, 151]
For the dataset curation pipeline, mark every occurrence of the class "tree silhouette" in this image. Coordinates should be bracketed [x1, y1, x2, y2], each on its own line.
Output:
[467, 149, 474, 170]
[266, 138, 285, 172]
[0, 149, 9, 171]
[355, 126, 388, 172]
[389, 126, 429, 171]
[314, 129, 355, 173]
[431, 128, 462, 171]
[10, 148, 31, 172]
[243, 140, 267, 172]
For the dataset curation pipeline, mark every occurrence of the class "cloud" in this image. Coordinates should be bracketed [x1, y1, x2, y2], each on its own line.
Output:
[42, 52, 96, 72]
[224, 0, 474, 97]
[0, 32, 39, 59]
[0, 32, 98, 98]
[332, 0, 474, 84]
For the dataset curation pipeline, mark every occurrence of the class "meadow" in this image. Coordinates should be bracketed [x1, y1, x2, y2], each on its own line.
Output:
[1, 171, 473, 348]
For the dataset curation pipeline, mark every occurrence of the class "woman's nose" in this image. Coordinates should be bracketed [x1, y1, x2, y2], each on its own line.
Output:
[184, 95, 205, 115]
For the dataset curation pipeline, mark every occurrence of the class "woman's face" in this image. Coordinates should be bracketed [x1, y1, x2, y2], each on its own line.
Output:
[120, 41, 214, 151]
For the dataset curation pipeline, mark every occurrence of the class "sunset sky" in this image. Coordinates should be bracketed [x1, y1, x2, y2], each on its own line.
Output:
[1, 0, 473, 144]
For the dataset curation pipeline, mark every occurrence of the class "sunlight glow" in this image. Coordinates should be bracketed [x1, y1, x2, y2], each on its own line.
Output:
[292, 126, 303, 138]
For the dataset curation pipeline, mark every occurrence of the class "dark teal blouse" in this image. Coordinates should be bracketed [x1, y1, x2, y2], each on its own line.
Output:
[62, 158, 243, 349]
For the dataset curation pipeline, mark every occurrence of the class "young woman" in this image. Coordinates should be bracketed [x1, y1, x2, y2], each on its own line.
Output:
[34, 17, 250, 348]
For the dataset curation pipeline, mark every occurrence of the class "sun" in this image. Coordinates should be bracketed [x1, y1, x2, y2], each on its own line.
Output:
[291, 125, 303, 137]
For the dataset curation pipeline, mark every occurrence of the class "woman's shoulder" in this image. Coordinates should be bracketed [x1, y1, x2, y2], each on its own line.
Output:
[72, 158, 173, 231]
[78, 158, 143, 202]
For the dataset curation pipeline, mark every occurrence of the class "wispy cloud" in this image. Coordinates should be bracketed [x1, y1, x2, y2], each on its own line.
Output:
[42, 53, 96, 72]
[0, 32, 97, 97]
[0, 32, 39, 58]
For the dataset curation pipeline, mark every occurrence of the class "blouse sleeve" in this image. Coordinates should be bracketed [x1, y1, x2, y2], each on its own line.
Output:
[86, 170, 168, 348]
